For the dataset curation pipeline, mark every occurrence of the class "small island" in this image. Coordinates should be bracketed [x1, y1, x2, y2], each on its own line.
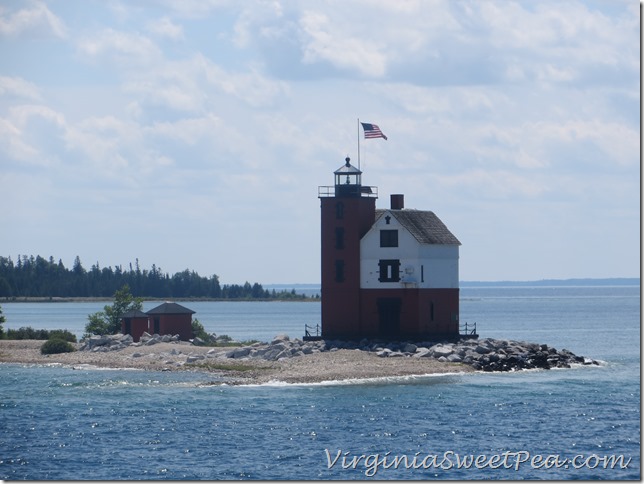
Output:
[0, 333, 598, 386]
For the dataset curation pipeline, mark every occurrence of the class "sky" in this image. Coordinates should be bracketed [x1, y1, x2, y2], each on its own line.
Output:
[0, 0, 640, 285]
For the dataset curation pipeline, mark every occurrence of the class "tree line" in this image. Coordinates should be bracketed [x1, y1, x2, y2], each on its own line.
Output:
[0, 255, 311, 300]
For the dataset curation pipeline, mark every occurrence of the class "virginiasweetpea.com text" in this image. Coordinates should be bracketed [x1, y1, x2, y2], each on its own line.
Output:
[324, 449, 632, 477]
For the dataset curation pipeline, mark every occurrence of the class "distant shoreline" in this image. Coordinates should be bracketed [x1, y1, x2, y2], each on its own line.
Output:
[1, 278, 638, 303]
[459, 277, 640, 287]
[0, 297, 320, 303]
[266, 278, 641, 289]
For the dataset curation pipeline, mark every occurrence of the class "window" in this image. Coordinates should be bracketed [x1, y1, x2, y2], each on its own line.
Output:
[378, 259, 400, 282]
[380, 230, 398, 247]
[335, 227, 345, 249]
[335, 260, 345, 282]
[335, 202, 344, 219]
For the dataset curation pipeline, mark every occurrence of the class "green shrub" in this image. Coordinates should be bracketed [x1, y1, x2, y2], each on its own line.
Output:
[6, 327, 76, 342]
[191, 318, 209, 341]
[6, 326, 44, 339]
[48, 329, 77, 343]
[40, 338, 76, 355]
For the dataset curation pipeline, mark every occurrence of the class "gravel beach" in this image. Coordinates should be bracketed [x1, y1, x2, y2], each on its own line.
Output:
[0, 340, 473, 385]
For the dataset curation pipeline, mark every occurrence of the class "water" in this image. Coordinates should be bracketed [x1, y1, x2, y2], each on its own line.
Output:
[1, 300, 320, 343]
[0, 285, 640, 480]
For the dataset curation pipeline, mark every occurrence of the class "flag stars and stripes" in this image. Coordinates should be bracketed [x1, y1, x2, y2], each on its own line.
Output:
[361, 122, 388, 140]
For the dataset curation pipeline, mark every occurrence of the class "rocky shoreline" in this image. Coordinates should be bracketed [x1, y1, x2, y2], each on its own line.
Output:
[0, 333, 599, 385]
[83, 332, 599, 371]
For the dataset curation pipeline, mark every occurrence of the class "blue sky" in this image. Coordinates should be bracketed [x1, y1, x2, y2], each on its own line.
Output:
[1, 0, 639, 284]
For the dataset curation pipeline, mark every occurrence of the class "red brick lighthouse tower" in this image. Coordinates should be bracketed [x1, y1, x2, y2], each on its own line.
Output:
[319, 156, 463, 342]
[318, 157, 378, 339]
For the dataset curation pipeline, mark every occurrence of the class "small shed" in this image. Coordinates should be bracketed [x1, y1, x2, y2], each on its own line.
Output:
[121, 309, 150, 343]
[146, 302, 195, 341]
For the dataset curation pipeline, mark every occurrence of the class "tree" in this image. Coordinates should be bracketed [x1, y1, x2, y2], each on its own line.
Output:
[191, 318, 209, 341]
[0, 304, 5, 338]
[85, 284, 143, 336]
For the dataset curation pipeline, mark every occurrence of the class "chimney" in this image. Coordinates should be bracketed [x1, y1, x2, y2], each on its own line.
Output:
[391, 194, 404, 210]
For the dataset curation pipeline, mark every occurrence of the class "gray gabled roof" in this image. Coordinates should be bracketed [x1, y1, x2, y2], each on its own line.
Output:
[146, 302, 196, 315]
[376, 209, 461, 245]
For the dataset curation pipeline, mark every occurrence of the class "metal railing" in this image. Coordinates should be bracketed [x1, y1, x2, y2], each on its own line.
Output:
[318, 185, 378, 198]
[304, 323, 321, 340]
[460, 322, 478, 337]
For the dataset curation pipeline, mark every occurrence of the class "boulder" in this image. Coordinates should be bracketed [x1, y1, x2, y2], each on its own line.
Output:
[144, 335, 161, 346]
[123, 336, 134, 345]
[272, 334, 290, 344]
[227, 347, 251, 359]
[262, 347, 285, 361]
[88, 335, 110, 349]
[474, 345, 491, 354]
[403, 343, 417, 353]
[414, 348, 432, 358]
[186, 355, 205, 363]
[431, 345, 453, 357]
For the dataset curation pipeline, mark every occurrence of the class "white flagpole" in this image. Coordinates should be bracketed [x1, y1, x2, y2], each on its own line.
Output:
[356, 118, 360, 170]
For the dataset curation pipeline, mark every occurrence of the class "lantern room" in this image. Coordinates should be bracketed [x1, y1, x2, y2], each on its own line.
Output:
[334, 157, 363, 197]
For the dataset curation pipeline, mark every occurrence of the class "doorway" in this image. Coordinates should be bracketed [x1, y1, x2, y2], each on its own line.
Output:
[377, 297, 401, 339]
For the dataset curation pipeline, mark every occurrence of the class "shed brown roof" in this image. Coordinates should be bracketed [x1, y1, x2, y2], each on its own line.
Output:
[376, 209, 461, 245]
[146, 302, 196, 315]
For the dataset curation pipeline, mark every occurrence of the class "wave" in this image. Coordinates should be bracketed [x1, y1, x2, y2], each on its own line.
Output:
[236, 371, 469, 388]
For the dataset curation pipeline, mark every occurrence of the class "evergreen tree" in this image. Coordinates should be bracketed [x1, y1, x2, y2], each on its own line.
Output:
[0, 253, 306, 300]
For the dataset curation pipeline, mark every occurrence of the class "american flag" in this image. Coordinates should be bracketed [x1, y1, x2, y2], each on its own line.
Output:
[361, 122, 388, 140]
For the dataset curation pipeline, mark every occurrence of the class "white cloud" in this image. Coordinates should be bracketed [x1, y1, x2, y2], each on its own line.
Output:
[0, 1, 66, 38]
[146, 16, 183, 40]
[8, 104, 65, 128]
[1, 104, 66, 166]
[0, 76, 41, 100]
[0, 117, 39, 161]
[298, 10, 388, 77]
[198, 55, 289, 107]
[0, 0, 638, 282]
[78, 28, 162, 65]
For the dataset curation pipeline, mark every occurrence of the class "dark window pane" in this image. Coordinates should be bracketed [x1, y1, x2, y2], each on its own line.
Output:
[378, 259, 400, 282]
[335, 260, 345, 282]
[335, 227, 344, 249]
[380, 230, 398, 247]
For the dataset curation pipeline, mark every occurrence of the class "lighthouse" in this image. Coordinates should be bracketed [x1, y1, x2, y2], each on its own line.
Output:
[319, 157, 462, 341]
[318, 157, 377, 339]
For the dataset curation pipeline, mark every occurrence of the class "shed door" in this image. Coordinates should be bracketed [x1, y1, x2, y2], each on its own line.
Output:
[377, 297, 401, 339]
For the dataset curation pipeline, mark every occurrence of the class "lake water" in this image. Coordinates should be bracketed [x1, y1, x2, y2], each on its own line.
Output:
[0, 285, 640, 479]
